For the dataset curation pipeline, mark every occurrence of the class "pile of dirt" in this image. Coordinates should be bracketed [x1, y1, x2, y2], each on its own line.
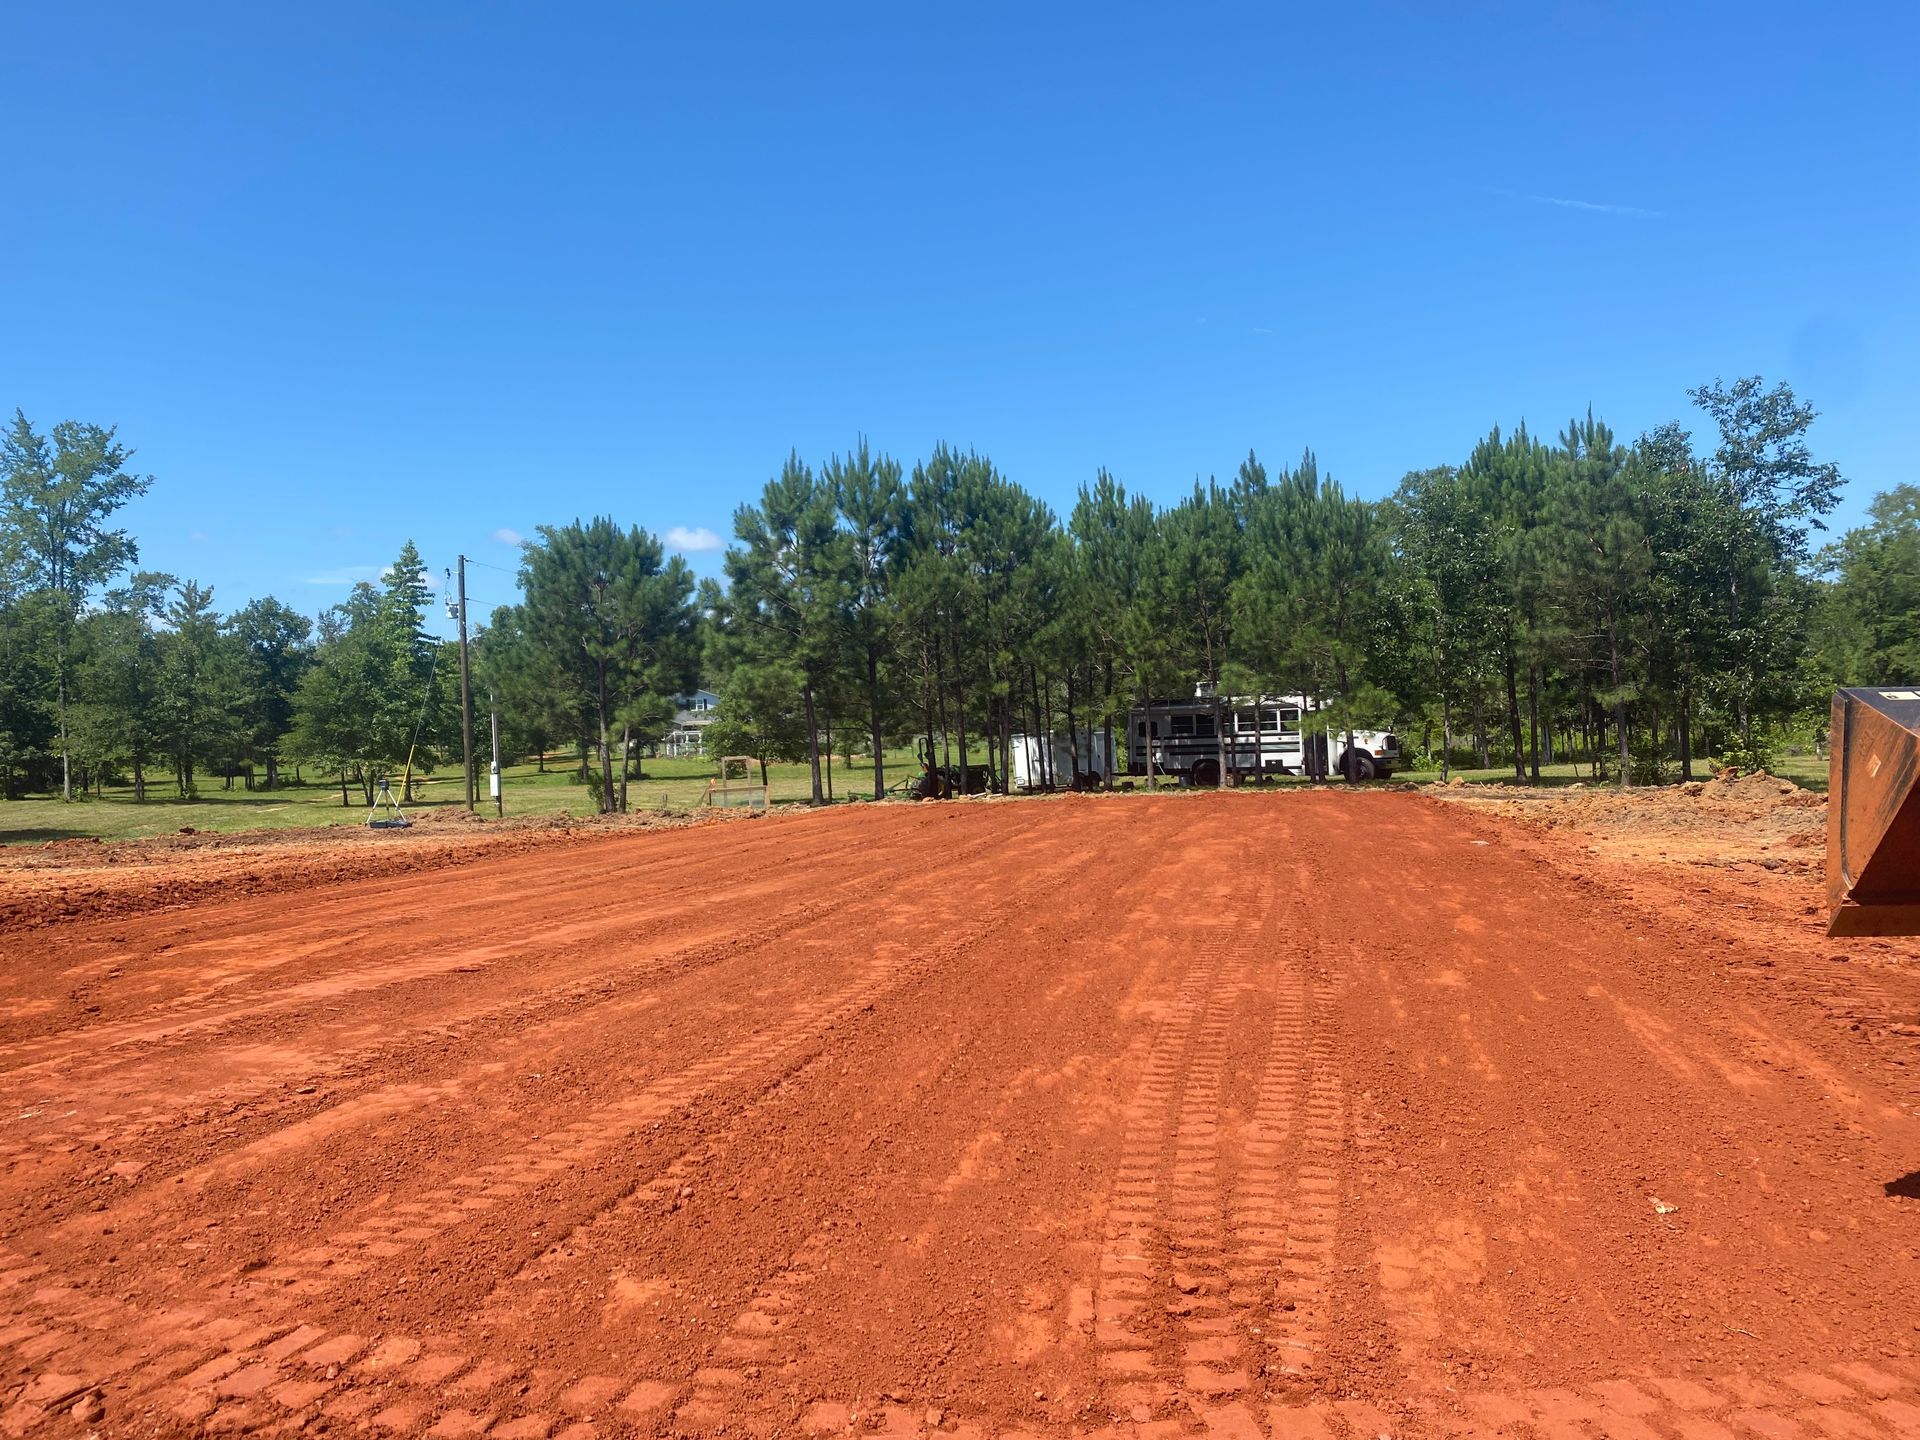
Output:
[1429, 768, 1825, 868]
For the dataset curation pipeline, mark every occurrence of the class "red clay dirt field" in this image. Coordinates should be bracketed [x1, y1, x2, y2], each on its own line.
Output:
[2, 788, 1919, 1440]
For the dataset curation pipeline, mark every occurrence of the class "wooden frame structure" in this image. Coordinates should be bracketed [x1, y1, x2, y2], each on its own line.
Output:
[704, 755, 770, 813]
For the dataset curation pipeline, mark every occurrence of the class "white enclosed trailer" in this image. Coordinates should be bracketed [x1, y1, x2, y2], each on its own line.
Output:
[1007, 729, 1117, 790]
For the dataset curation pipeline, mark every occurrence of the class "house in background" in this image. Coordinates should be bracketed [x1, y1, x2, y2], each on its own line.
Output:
[663, 689, 720, 757]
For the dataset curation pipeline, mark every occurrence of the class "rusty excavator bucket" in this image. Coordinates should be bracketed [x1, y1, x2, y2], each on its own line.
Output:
[1828, 686, 1920, 937]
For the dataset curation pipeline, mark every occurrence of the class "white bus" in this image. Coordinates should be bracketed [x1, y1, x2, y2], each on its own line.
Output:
[1126, 689, 1403, 783]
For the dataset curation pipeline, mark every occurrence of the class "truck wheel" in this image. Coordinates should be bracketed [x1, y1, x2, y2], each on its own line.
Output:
[1345, 753, 1376, 782]
[1190, 759, 1220, 787]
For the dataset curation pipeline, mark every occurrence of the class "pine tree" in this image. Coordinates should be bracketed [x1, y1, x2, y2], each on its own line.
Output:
[1817, 485, 1920, 686]
[711, 458, 842, 804]
[72, 573, 173, 801]
[1542, 413, 1645, 785]
[896, 446, 993, 793]
[1460, 424, 1553, 780]
[823, 438, 905, 799]
[474, 603, 580, 770]
[156, 580, 227, 796]
[1234, 454, 1388, 778]
[1388, 466, 1503, 779]
[287, 544, 452, 803]
[1068, 470, 1155, 788]
[519, 519, 697, 813]
[230, 598, 314, 789]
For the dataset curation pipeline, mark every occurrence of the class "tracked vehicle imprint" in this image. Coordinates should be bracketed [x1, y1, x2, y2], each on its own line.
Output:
[0, 795, 1917, 1437]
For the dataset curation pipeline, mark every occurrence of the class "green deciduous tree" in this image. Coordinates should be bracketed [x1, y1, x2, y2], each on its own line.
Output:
[0, 411, 152, 800]
[1816, 485, 1920, 685]
[1688, 378, 1842, 751]
[0, 593, 58, 797]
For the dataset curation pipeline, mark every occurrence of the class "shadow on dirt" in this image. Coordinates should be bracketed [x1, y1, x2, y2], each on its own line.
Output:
[1884, 1171, 1920, 1198]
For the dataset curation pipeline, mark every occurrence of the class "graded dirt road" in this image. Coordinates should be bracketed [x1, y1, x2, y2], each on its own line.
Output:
[3, 792, 1920, 1439]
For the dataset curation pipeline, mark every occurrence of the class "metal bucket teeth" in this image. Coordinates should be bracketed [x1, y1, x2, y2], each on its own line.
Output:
[1828, 686, 1920, 936]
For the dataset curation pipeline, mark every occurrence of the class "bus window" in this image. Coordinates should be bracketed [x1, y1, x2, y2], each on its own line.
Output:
[1170, 714, 1194, 737]
[1193, 715, 1215, 737]
[1236, 709, 1260, 733]
[1257, 709, 1279, 731]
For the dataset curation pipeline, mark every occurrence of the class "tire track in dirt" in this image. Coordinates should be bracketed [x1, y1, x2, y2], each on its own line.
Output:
[7, 1260, 1919, 1440]
[0, 889, 843, 1191]
[1092, 940, 1229, 1417]
[0, 811, 1022, 1238]
[198, 817, 1062, 1305]
[1258, 969, 1345, 1395]
[233, 809, 1191, 1435]
[1162, 924, 1256, 1412]
[0, 808, 907, 1076]
[477, 822, 1144, 1432]
[0, 807, 931, 1066]
[8, 793, 1920, 1438]
[1087, 816, 1363, 1433]
[0, 804, 1084, 1431]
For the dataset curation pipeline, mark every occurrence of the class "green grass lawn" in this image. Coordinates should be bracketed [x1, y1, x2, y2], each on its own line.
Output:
[0, 748, 926, 846]
[0, 744, 1835, 846]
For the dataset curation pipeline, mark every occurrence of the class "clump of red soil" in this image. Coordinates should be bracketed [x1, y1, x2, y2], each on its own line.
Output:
[1432, 767, 1825, 867]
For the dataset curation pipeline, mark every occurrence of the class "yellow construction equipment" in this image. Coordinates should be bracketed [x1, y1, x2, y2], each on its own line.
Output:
[1827, 687, 1920, 936]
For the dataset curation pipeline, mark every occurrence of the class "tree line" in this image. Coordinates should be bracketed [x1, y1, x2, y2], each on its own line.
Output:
[0, 375, 1898, 809]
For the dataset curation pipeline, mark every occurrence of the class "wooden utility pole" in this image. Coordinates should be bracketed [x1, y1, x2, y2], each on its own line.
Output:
[456, 555, 475, 811]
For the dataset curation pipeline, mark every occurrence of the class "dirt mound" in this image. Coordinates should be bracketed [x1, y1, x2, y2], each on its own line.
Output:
[1430, 768, 1825, 868]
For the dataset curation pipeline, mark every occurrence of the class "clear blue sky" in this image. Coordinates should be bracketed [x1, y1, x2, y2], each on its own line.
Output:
[4, 3, 1915, 632]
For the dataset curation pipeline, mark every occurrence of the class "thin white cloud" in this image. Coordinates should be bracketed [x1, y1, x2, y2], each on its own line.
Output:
[188, 529, 211, 543]
[491, 527, 524, 546]
[301, 566, 383, 586]
[306, 564, 439, 591]
[1501, 188, 1662, 219]
[665, 525, 724, 553]
[1250, 326, 1275, 336]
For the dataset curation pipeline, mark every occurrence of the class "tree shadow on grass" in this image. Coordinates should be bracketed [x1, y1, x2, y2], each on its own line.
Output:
[0, 829, 101, 845]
